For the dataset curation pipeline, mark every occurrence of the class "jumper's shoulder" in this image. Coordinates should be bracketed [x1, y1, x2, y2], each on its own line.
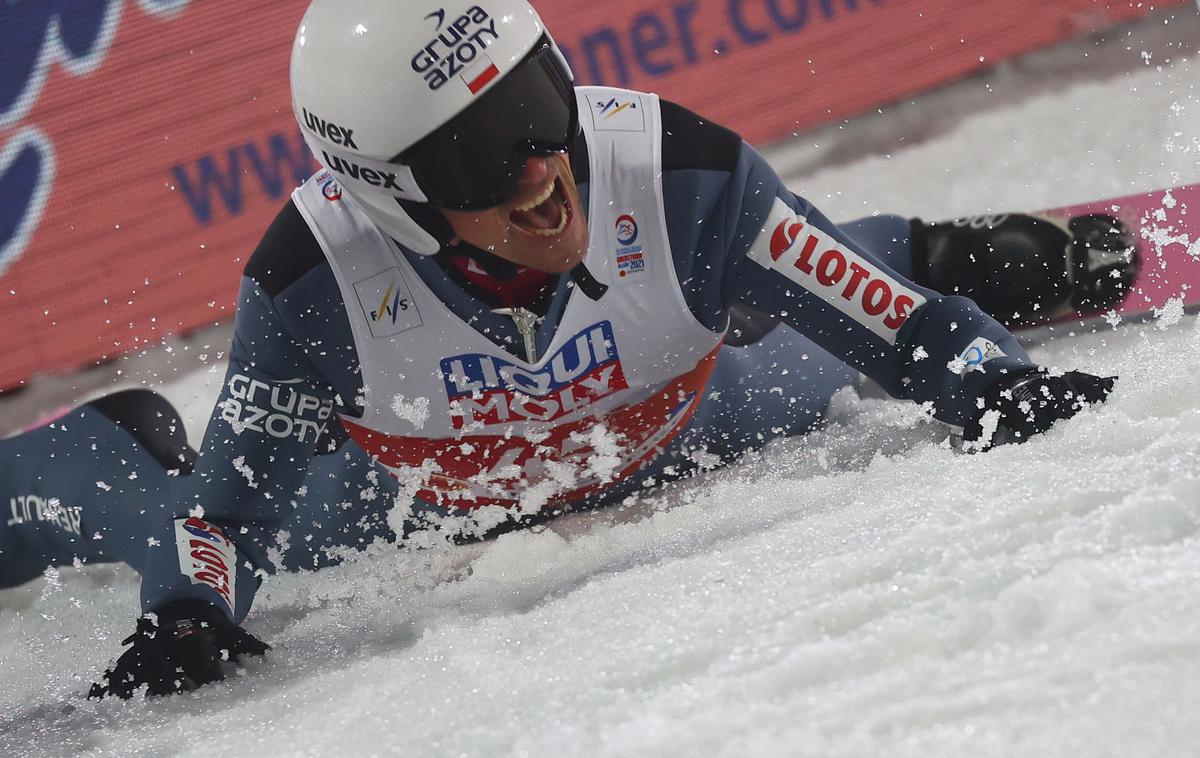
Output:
[243, 197, 330, 298]
[658, 98, 742, 173]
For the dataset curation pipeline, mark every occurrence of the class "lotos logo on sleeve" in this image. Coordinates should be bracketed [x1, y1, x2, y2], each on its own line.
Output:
[747, 197, 927, 344]
[174, 517, 237, 614]
[441, 321, 629, 427]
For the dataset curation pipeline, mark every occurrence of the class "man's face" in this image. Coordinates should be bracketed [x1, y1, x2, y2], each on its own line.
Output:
[439, 153, 589, 273]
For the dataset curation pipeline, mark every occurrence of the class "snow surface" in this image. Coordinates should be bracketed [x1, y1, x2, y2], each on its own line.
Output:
[3, 44, 1200, 758]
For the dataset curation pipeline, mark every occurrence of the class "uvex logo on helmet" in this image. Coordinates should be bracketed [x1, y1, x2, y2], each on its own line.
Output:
[411, 6, 500, 91]
[302, 108, 359, 149]
[321, 151, 403, 191]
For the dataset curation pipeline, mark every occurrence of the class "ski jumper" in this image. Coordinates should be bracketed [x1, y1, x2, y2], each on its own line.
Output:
[0, 89, 1038, 621]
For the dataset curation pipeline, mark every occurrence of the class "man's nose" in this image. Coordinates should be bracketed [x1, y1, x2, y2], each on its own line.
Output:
[517, 156, 553, 186]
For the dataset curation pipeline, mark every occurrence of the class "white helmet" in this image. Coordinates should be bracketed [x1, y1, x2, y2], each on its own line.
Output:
[291, 0, 576, 254]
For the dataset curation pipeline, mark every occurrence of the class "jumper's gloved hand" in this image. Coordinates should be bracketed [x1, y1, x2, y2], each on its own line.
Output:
[914, 212, 1138, 327]
[1066, 214, 1139, 315]
[963, 369, 1115, 450]
[88, 599, 269, 699]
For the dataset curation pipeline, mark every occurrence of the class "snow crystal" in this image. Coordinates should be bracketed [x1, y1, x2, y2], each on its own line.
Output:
[390, 394, 430, 429]
[1154, 296, 1185, 330]
[946, 356, 969, 375]
[232, 456, 259, 489]
[267, 530, 292, 572]
[581, 424, 623, 482]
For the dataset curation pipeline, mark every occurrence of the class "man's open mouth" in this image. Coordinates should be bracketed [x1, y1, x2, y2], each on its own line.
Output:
[508, 176, 572, 238]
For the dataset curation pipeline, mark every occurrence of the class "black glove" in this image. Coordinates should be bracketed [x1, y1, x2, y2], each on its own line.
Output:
[913, 212, 1138, 328]
[88, 599, 269, 700]
[1066, 214, 1139, 315]
[963, 369, 1116, 449]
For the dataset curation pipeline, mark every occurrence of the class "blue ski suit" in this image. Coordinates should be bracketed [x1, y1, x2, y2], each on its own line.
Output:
[0, 95, 1037, 622]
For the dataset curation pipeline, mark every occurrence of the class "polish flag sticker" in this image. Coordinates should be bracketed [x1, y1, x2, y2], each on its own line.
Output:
[462, 54, 500, 94]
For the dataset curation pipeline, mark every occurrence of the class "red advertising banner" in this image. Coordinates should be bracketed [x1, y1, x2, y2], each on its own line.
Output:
[0, 0, 1188, 390]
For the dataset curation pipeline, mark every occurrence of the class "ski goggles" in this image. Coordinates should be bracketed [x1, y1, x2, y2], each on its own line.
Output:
[392, 36, 577, 210]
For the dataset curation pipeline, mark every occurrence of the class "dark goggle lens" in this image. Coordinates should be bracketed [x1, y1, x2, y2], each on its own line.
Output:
[395, 39, 575, 210]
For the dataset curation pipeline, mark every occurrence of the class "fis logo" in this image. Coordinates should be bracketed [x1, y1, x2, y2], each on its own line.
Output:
[750, 197, 928, 344]
[354, 268, 423, 338]
[591, 96, 646, 132]
[175, 517, 237, 615]
[411, 6, 500, 92]
[441, 321, 629, 427]
[597, 98, 637, 120]
[371, 280, 411, 324]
